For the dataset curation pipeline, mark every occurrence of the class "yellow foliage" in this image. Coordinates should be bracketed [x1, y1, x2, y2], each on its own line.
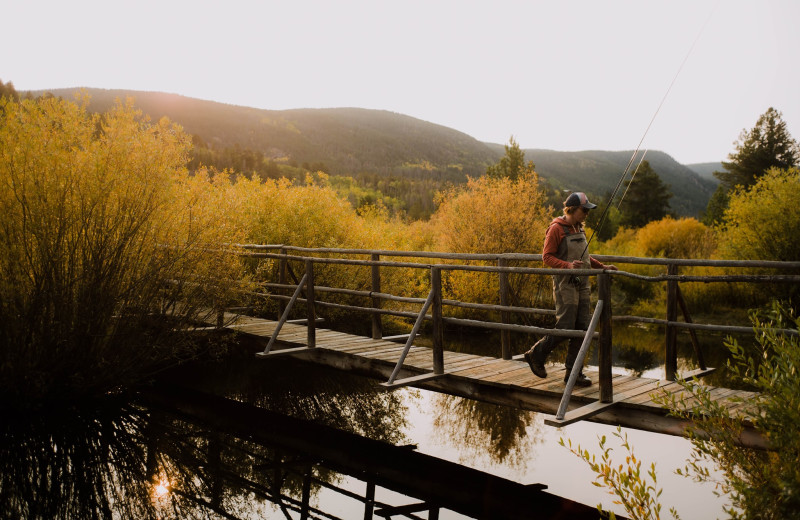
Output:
[429, 173, 552, 313]
[633, 217, 716, 259]
[0, 95, 246, 403]
[431, 172, 551, 255]
[718, 167, 800, 262]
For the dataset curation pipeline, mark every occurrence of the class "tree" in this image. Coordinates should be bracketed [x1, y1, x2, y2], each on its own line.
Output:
[430, 172, 552, 315]
[618, 160, 672, 229]
[706, 108, 799, 224]
[486, 136, 535, 180]
[0, 78, 19, 101]
[0, 95, 246, 407]
[718, 167, 800, 262]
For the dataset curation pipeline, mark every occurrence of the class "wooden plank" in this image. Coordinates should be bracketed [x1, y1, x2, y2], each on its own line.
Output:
[544, 399, 620, 427]
[330, 341, 407, 354]
[382, 334, 411, 342]
[441, 353, 484, 366]
[679, 367, 716, 380]
[512, 367, 568, 389]
[380, 372, 446, 389]
[448, 358, 509, 377]
[365, 345, 432, 362]
[255, 346, 316, 358]
[611, 376, 660, 394]
[338, 345, 410, 359]
[316, 336, 378, 349]
[482, 366, 543, 385]
[368, 346, 430, 362]
[401, 350, 443, 370]
[624, 381, 684, 406]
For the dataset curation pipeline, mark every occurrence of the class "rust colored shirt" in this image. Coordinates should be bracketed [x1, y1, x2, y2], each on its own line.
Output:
[541, 217, 607, 270]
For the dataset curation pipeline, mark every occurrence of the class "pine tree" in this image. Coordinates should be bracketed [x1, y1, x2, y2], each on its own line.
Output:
[705, 107, 799, 224]
[486, 136, 535, 181]
[618, 160, 672, 229]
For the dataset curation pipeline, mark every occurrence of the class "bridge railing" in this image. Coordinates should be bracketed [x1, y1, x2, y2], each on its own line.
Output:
[235, 244, 800, 402]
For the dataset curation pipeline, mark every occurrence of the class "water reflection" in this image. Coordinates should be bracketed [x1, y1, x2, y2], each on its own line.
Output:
[0, 397, 157, 519]
[0, 354, 415, 519]
[0, 361, 597, 520]
[432, 395, 543, 469]
[165, 353, 410, 442]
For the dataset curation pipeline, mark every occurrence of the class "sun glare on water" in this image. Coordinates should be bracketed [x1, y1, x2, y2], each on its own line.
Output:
[152, 478, 172, 500]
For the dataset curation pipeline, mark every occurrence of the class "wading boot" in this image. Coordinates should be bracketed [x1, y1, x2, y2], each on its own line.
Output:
[524, 347, 547, 378]
[565, 372, 592, 387]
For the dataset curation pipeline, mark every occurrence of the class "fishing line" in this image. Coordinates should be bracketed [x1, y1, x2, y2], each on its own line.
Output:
[617, 149, 649, 209]
[582, 2, 718, 256]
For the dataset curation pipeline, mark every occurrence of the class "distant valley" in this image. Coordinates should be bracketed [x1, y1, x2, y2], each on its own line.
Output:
[33, 88, 718, 217]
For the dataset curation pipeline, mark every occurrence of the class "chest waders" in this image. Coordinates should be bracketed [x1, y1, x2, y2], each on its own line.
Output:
[528, 223, 593, 378]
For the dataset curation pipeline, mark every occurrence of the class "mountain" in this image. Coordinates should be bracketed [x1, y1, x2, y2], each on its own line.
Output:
[521, 149, 717, 217]
[30, 87, 715, 217]
[686, 162, 723, 183]
[34, 88, 497, 180]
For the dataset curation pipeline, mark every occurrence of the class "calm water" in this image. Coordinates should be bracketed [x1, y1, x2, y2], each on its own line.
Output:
[1, 325, 739, 519]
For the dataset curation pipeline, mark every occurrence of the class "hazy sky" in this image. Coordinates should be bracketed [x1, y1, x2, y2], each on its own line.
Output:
[3, 0, 798, 164]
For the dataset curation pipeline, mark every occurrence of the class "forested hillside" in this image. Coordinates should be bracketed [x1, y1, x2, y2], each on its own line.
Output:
[32, 88, 715, 217]
[686, 162, 723, 183]
[35, 89, 496, 180]
[521, 149, 717, 217]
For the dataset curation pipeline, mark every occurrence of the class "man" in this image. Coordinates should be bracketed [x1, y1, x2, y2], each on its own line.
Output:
[524, 192, 617, 386]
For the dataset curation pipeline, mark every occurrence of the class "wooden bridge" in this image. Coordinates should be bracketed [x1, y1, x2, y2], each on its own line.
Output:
[207, 245, 800, 447]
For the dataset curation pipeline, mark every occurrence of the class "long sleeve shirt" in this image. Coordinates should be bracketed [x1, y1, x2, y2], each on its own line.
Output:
[541, 217, 609, 270]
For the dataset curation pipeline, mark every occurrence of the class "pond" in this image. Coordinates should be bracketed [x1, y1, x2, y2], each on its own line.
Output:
[1, 324, 739, 519]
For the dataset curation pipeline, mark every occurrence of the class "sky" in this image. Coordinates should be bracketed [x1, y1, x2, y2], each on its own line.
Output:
[2, 0, 798, 165]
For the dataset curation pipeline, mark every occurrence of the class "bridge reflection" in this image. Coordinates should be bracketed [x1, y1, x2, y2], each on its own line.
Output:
[144, 384, 600, 519]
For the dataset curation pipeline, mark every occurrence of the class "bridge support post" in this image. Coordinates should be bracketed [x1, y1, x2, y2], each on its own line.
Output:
[278, 247, 287, 320]
[598, 273, 613, 403]
[431, 267, 444, 375]
[371, 254, 382, 340]
[305, 259, 316, 348]
[498, 257, 511, 360]
[665, 263, 678, 380]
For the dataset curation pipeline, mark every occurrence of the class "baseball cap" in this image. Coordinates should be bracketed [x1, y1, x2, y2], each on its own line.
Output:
[564, 192, 597, 209]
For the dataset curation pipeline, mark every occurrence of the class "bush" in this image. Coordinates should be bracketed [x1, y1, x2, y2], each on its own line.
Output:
[429, 173, 552, 315]
[634, 217, 716, 259]
[718, 167, 800, 262]
[566, 302, 800, 519]
[659, 301, 800, 519]
[0, 95, 245, 406]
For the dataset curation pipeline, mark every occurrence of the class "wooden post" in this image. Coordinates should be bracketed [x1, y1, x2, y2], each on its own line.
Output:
[278, 247, 287, 319]
[431, 267, 444, 375]
[371, 253, 382, 340]
[305, 259, 316, 348]
[598, 273, 613, 403]
[665, 263, 678, 380]
[676, 285, 706, 370]
[216, 303, 224, 329]
[364, 481, 375, 520]
[498, 257, 511, 360]
[301, 463, 311, 520]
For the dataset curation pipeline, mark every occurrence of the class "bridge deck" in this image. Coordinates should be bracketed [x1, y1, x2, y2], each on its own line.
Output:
[218, 313, 762, 445]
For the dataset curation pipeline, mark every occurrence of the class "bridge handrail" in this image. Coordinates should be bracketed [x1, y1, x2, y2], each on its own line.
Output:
[236, 244, 799, 400]
[237, 244, 800, 270]
[239, 251, 800, 284]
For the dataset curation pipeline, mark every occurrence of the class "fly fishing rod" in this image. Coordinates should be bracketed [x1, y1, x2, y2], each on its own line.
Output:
[582, 3, 718, 257]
